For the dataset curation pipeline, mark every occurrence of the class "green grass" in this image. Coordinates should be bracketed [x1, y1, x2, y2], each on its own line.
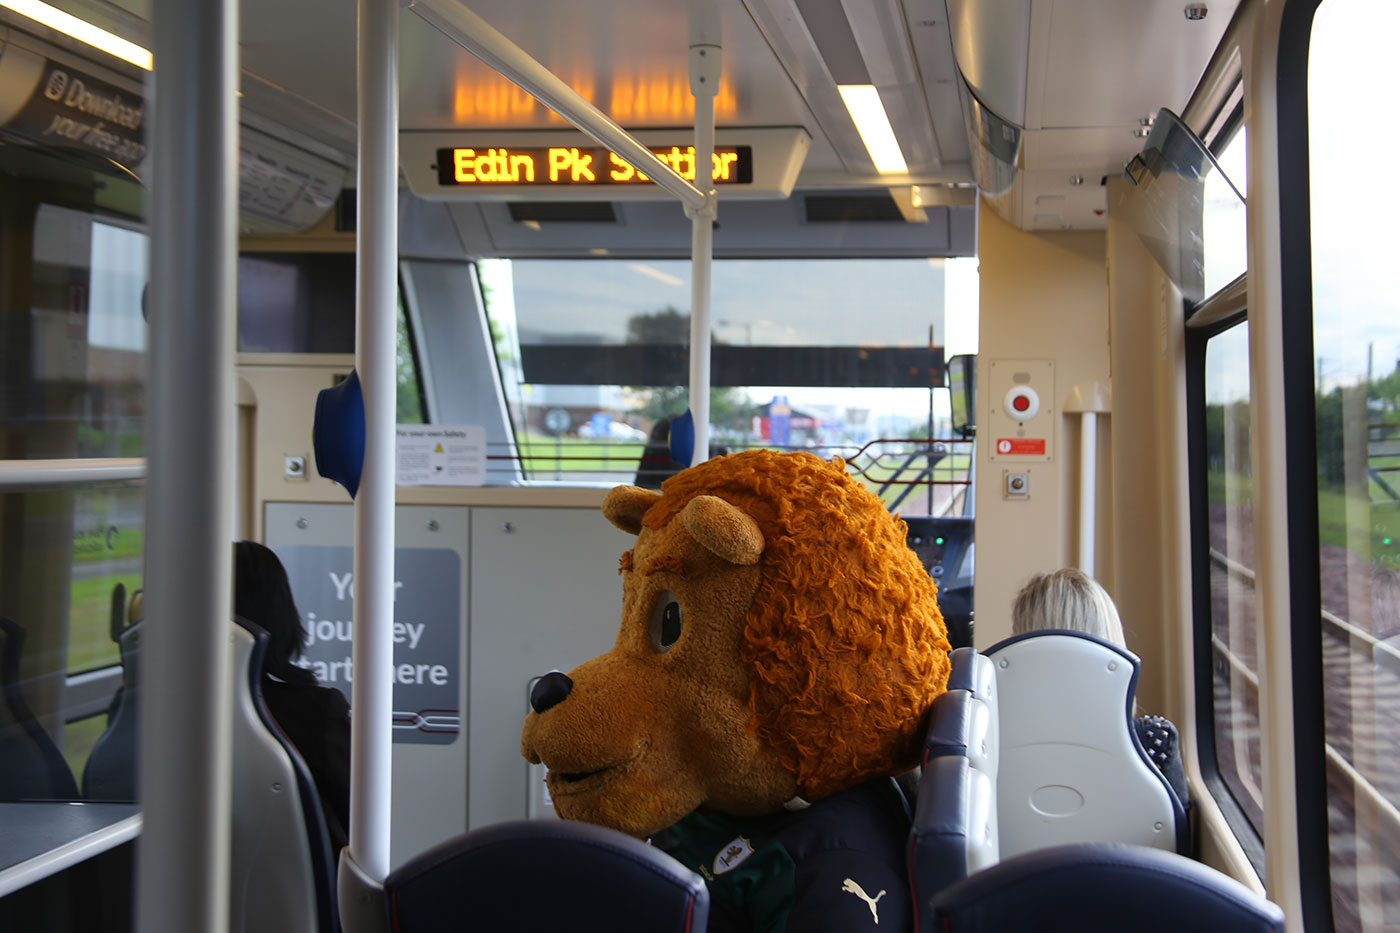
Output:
[73, 526, 144, 564]
[514, 435, 974, 510]
[1206, 468, 1253, 509]
[856, 452, 971, 510]
[1213, 467, 1398, 557]
[517, 435, 647, 475]
[67, 574, 142, 672]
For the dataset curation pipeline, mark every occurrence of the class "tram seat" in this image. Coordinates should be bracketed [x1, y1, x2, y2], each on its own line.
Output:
[908, 685, 999, 932]
[929, 842, 1285, 932]
[343, 819, 708, 933]
[229, 617, 338, 933]
[82, 621, 143, 801]
[940, 647, 998, 777]
[947, 646, 996, 702]
[0, 615, 80, 801]
[985, 631, 1188, 858]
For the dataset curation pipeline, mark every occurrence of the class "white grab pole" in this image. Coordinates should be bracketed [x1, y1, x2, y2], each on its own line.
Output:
[688, 42, 719, 466]
[138, 1, 236, 930]
[407, 0, 706, 212]
[1078, 411, 1097, 577]
[350, 0, 398, 883]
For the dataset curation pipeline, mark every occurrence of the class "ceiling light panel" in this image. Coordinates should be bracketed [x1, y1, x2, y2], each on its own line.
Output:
[0, 0, 151, 70]
[839, 84, 907, 174]
[747, 0, 950, 179]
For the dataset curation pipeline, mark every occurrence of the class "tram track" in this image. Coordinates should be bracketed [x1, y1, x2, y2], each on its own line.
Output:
[1208, 549, 1400, 930]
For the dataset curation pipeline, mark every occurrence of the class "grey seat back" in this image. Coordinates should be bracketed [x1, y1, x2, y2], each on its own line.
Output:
[985, 631, 1186, 858]
[0, 616, 79, 801]
[82, 621, 142, 801]
[229, 620, 337, 933]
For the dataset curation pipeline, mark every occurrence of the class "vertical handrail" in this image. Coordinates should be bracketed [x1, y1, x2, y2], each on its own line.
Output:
[688, 41, 719, 465]
[1065, 381, 1109, 577]
[1078, 411, 1097, 576]
[137, 1, 237, 930]
[349, 0, 398, 884]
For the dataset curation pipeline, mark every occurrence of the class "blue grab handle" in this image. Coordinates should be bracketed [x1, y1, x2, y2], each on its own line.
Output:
[668, 409, 695, 467]
[313, 369, 365, 500]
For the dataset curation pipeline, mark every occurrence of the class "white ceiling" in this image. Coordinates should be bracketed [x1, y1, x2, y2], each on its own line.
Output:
[1009, 0, 1241, 229]
[38, 0, 1240, 232]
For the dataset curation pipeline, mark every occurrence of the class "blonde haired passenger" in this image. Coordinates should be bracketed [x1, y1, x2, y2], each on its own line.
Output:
[1012, 567, 1125, 646]
[1010, 567, 1190, 814]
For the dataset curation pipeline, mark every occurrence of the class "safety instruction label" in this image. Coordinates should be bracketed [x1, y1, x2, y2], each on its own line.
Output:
[396, 425, 486, 486]
[995, 438, 1047, 456]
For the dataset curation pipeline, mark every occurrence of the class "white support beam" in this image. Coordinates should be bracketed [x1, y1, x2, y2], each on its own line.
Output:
[138, 1, 237, 930]
[349, 0, 398, 884]
[688, 40, 720, 465]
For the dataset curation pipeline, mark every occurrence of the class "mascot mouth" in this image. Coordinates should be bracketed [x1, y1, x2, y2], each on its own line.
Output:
[546, 745, 647, 798]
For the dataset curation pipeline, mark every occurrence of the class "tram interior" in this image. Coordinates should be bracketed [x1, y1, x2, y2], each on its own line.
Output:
[2, 0, 1397, 930]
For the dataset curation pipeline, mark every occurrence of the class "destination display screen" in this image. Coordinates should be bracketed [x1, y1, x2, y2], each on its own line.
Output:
[435, 144, 753, 187]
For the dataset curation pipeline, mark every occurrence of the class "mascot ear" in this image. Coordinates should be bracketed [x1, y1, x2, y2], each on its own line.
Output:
[602, 485, 663, 536]
[681, 495, 765, 566]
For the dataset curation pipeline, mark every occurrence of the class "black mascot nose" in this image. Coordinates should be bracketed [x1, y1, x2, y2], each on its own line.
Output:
[530, 671, 573, 714]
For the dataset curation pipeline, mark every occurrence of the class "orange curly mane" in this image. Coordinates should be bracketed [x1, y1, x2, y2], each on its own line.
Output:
[644, 449, 950, 800]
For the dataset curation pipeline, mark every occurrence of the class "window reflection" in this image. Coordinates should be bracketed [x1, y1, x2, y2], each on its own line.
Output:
[0, 141, 147, 805]
[1202, 127, 1247, 298]
[1204, 323, 1264, 829]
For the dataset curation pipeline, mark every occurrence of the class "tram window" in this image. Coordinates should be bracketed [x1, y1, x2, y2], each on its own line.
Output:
[0, 481, 142, 788]
[396, 296, 426, 425]
[0, 140, 147, 801]
[1203, 322, 1265, 832]
[1308, 1, 1400, 927]
[236, 252, 355, 353]
[67, 486, 144, 673]
[478, 257, 977, 514]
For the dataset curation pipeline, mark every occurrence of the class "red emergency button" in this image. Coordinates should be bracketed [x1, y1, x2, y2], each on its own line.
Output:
[1003, 385, 1041, 421]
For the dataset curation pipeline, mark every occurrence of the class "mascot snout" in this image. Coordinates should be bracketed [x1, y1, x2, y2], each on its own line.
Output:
[521, 482, 794, 838]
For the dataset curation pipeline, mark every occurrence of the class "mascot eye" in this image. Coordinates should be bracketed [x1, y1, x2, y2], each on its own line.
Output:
[649, 591, 683, 653]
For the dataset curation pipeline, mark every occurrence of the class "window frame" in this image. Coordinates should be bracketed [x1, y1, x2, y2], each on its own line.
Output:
[1180, 4, 1336, 926]
[1275, 2, 1334, 929]
[1187, 310, 1267, 877]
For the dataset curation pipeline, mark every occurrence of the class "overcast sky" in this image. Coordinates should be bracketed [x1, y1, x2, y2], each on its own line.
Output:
[1308, 0, 1400, 391]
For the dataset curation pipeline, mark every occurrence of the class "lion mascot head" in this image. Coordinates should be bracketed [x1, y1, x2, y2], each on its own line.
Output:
[521, 448, 950, 839]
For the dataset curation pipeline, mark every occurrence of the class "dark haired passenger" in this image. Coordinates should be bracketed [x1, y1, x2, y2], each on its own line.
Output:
[234, 540, 350, 852]
[1012, 568, 1190, 815]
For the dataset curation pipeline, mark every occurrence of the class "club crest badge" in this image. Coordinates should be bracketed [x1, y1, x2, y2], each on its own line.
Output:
[713, 836, 755, 875]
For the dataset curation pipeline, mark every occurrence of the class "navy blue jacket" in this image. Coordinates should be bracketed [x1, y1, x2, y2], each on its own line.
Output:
[653, 778, 912, 933]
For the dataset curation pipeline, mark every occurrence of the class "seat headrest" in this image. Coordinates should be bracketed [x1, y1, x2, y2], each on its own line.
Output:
[931, 843, 1285, 932]
[385, 819, 709, 932]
